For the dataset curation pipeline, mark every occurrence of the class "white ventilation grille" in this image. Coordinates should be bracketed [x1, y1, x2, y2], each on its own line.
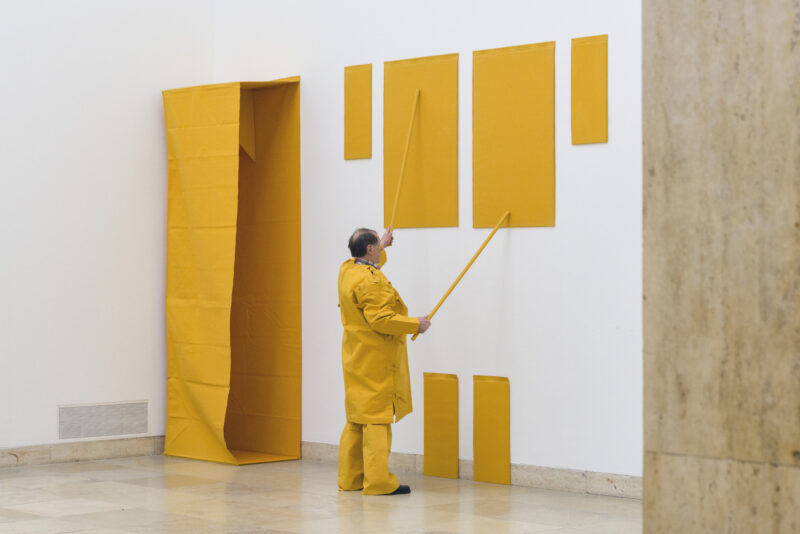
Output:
[58, 402, 148, 439]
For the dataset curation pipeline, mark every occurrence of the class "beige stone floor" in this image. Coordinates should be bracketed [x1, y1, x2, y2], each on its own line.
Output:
[0, 455, 641, 533]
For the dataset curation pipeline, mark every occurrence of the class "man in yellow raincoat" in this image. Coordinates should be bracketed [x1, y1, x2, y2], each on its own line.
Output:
[337, 228, 431, 495]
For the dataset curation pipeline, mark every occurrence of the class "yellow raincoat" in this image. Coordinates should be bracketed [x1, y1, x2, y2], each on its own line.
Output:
[338, 250, 420, 424]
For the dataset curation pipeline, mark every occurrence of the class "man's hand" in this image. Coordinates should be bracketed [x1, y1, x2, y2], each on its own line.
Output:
[380, 228, 394, 249]
[416, 316, 431, 334]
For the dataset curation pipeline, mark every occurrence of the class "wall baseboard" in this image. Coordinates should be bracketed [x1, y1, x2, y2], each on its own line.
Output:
[0, 436, 165, 468]
[302, 441, 642, 500]
[1, 437, 641, 500]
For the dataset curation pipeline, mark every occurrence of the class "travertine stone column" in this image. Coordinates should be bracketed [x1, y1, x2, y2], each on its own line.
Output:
[643, 1, 800, 531]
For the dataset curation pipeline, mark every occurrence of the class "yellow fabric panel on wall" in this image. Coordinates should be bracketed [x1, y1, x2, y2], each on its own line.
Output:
[225, 83, 302, 464]
[473, 42, 555, 228]
[424, 373, 459, 478]
[384, 53, 458, 228]
[163, 82, 241, 465]
[473, 375, 510, 485]
[572, 35, 608, 144]
[344, 64, 372, 159]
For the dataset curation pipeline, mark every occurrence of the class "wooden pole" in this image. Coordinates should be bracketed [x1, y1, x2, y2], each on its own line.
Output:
[388, 89, 421, 230]
[411, 210, 510, 340]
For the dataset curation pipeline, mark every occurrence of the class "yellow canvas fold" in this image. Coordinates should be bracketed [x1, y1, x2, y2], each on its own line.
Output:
[473, 42, 555, 228]
[239, 89, 256, 160]
[384, 53, 458, 228]
[344, 64, 372, 159]
[473, 375, 510, 485]
[241, 77, 301, 89]
[571, 35, 608, 144]
[424, 373, 459, 478]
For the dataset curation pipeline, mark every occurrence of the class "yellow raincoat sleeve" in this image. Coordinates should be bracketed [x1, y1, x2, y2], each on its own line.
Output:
[354, 281, 420, 335]
[379, 248, 387, 267]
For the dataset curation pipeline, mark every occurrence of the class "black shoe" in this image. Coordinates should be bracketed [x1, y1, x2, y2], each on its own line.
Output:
[385, 484, 411, 495]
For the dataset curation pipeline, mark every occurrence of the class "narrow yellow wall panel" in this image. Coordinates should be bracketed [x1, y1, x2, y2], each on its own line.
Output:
[239, 89, 256, 160]
[572, 35, 608, 144]
[344, 64, 372, 159]
[473, 375, 510, 485]
[384, 53, 458, 228]
[473, 42, 555, 228]
[424, 373, 459, 478]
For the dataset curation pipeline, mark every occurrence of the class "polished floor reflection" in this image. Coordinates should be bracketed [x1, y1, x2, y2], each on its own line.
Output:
[0, 456, 641, 533]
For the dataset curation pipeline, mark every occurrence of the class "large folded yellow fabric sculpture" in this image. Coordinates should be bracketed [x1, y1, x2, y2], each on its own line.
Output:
[162, 78, 301, 465]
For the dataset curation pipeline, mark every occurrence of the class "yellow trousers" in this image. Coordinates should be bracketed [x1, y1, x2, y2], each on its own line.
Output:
[338, 422, 399, 495]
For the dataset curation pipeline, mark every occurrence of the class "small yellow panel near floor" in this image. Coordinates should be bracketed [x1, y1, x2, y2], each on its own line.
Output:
[473, 42, 555, 228]
[384, 53, 458, 228]
[473, 375, 510, 485]
[424, 373, 459, 478]
[344, 64, 372, 159]
[572, 35, 608, 144]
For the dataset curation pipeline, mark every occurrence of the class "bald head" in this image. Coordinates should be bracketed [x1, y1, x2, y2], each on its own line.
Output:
[348, 228, 379, 258]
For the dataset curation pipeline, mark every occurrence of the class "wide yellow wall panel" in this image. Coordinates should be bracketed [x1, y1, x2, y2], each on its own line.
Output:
[424, 373, 459, 478]
[473, 375, 510, 485]
[163, 83, 241, 465]
[572, 35, 608, 144]
[384, 53, 458, 228]
[473, 42, 555, 228]
[344, 64, 372, 159]
[225, 83, 302, 463]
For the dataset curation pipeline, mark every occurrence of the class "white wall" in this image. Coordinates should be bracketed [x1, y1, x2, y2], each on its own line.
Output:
[213, 0, 642, 475]
[0, 0, 642, 478]
[0, 1, 213, 447]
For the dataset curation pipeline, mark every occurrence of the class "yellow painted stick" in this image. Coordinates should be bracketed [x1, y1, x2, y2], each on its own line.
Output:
[388, 89, 421, 230]
[412, 210, 510, 340]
